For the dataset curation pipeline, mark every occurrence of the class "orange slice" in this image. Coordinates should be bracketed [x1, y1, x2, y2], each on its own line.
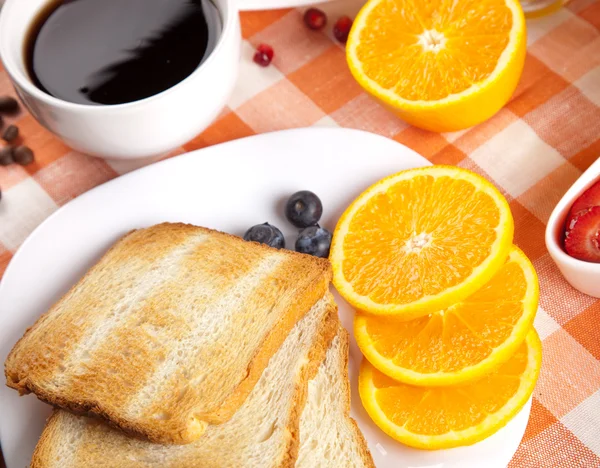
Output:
[330, 166, 514, 318]
[359, 329, 542, 449]
[346, 0, 526, 132]
[355, 246, 539, 386]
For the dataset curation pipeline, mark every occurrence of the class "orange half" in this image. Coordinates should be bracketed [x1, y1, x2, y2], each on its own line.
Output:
[346, 0, 526, 132]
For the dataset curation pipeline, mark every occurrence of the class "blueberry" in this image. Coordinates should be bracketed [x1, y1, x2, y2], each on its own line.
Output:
[244, 223, 285, 249]
[295, 225, 332, 258]
[285, 191, 323, 228]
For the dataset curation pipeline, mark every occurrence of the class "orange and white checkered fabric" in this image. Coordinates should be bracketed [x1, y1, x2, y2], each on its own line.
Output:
[1, 0, 600, 466]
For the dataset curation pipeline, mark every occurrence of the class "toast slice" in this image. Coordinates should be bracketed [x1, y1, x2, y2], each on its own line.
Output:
[30, 293, 339, 468]
[5, 223, 332, 444]
[296, 327, 375, 468]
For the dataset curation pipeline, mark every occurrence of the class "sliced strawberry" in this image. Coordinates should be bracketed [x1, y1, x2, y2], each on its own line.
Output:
[564, 206, 600, 263]
[567, 179, 600, 227]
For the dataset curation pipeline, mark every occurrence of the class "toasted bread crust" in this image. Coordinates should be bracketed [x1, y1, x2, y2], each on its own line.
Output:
[30, 411, 57, 468]
[6, 223, 332, 444]
[294, 326, 375, 468]
[30, 295, 339, 468]
[4, 227, 141, 396]
[203, 269, 333, 425]
[335, 328, 376, 468]
[278, 304, 339, 468]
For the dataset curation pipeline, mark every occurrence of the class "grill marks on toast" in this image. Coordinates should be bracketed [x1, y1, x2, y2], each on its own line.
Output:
[54, 236, 209, 399]
[62, 234, 274, 412]
[6, 226, 208, 394]
[127, 254, 284, 421]
[133, 250, 332, 431]
[58, 235, 286, 441]
[6, 223, 333, 444]
[31, 295, 338, 468]
[199, 255, 333, 427]
[181, 295, 338, 468]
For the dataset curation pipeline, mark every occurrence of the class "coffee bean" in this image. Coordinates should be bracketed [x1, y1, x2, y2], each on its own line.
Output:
[0, 96, 19, 114]
[2, 125, 18, 142]
[13, 145, 34, 165]
[0, 146, 14, 166]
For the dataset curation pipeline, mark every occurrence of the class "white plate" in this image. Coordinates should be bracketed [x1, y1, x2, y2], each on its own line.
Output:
[239, 0, 332, 11]
[0, 128, 530, 468]
[238, 0, 335, 11]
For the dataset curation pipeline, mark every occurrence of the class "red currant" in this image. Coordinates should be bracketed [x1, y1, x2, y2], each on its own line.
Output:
[333, 16, 353, 44]
[253, 43, 274, 67]
[303, 8, 327, 30]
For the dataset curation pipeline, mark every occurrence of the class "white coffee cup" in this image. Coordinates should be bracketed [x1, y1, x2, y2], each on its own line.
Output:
[0, 0, 241, 160]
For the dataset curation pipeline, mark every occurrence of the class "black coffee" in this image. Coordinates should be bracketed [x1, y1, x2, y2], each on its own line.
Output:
[25, 0, 222, 105]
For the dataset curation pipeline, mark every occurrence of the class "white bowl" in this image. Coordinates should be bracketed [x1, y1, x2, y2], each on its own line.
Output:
[0, 0, 241, 160]
[545, 157, 600, 297]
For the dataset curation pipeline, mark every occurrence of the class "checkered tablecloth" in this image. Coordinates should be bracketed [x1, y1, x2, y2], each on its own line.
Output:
[1, 0, 600, 466]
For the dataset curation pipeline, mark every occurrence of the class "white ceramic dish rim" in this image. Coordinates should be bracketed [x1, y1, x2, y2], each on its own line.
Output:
[238, 0, 331, 11]
[545, 157, 600, 273]
[0, 0, 238, 113]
